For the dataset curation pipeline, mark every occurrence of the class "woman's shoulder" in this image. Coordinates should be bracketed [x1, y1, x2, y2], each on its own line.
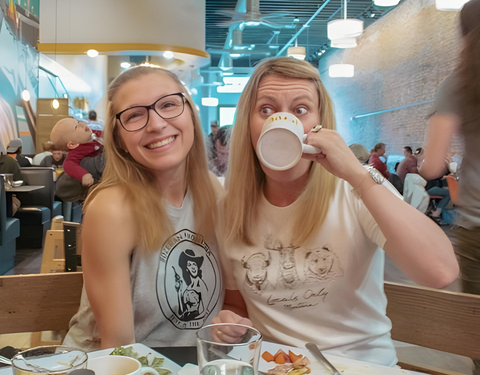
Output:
[84, 185, 133, 223]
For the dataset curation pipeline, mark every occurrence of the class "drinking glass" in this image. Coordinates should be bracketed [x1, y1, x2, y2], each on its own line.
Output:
[11, 346, 87, 375]
[1, 173, 13, 190]
[197, 323, 262, 375]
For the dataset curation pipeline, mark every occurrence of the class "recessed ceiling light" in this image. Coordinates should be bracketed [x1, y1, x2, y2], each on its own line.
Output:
[120, 62, 131, 69]
[163, 51, 174, 59]
[87, 49, 99, 58]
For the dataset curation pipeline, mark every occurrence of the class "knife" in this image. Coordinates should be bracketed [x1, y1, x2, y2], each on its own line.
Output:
[305, 343, 341, 375]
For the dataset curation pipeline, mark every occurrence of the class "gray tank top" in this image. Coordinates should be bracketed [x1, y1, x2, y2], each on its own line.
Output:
[63, 190, 224, 350]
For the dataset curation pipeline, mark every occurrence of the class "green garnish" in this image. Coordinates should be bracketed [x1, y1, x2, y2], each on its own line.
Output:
[110, 346, 171, 375]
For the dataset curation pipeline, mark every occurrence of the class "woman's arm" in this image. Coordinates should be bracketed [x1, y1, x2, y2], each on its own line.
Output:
[212, 290, 252, 343]
[305, 130, 459, 289]
[81, 187, 137, 348]
[419, 114, 461, 181]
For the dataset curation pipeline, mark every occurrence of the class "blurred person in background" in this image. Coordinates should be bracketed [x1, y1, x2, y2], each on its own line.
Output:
[210, 125, 232, 177]
[33, 141, 54, 165]
[40, 146, 66, 168]
[349, 143, 370, 164]
[6, 138, 31, 167]
[420, 0, 480, 310]
[369, 142, 389, 178]
[396, 146, 418, 183]
[87, 110, 104, 131]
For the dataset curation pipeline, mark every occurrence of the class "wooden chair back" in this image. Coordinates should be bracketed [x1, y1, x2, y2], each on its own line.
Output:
[0, 272, 83, 335]
[41, 217, 82, 274]
[385, 281, 480, 374]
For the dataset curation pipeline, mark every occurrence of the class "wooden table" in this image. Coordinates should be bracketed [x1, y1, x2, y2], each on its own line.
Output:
[5, 185, 44, 217]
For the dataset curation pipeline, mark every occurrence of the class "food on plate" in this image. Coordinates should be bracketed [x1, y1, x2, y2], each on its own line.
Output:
[110, 346, 171, 375]
[262, 350, 311, 375]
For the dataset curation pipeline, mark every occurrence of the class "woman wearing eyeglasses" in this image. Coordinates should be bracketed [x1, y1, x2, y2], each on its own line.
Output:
[63, 67, 224, 350]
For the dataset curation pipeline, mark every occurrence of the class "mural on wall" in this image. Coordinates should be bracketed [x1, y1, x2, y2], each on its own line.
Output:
[0, 0, 39, 154]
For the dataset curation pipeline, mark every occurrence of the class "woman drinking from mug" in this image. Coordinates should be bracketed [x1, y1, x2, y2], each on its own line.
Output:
[213, 57, 458, 366]
[63, 66, 224, 350]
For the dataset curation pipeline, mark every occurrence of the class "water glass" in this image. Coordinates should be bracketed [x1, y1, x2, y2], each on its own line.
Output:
[1, 173, 13, 190]
[11, 346, 87, 375]
[197, 323, 262, 375]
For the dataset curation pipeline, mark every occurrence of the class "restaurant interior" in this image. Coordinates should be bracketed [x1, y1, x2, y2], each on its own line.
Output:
[0, 0, 479, 374]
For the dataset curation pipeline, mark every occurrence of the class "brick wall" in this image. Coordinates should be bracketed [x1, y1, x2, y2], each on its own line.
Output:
[318, 0, 464, 155]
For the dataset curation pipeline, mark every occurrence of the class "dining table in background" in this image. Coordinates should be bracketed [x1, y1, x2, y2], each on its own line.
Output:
[4, 185, 44, 217]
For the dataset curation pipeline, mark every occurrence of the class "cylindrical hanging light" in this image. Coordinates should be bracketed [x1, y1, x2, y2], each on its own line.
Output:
[330, 37, 357, 48]
[287, 46, 306, 60]
[435, 0, 470, 10]
[328, 19, 364, 40]
[374, 0, 400, 6]
[329, 64, 355, 78]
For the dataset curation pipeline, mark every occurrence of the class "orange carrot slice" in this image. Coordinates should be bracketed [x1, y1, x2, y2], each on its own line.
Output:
[289, 350, 302, 363]
[261, 351, 275, 362]
[274, 352, 286, 364]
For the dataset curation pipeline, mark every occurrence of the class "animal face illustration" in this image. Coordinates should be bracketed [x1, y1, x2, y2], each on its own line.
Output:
[304, 245, 343, 282]
[242, 253, 270, 284]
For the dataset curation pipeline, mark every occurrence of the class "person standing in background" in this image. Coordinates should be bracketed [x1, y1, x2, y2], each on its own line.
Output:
[420, 0, 480, 296]
[396, 146, 418, 183]
[420, 3, 480, 372]
[6, 138, 31, 167]
[369, 143, 389, 178]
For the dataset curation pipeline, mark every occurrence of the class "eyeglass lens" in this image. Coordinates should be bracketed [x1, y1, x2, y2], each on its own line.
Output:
[120, 94, 184, 131]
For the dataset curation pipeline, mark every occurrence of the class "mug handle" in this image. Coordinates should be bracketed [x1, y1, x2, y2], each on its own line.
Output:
[140, 367, 159, 375]
[302, 134, 322, 154]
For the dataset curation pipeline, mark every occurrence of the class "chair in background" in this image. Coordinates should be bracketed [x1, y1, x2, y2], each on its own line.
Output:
[0, 273, 83, 338]
[15, 167, 62, 248]
[385, 281, 480, 375]
[445, 175, 459, 206]
[0, 176, 20, 275]
[40, 216, 82, 274]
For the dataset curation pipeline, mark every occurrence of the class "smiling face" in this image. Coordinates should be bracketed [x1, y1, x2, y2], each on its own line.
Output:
[114, 73, 194, 176]
[250, 74, 320, 182]
[186, 260, 198, 277]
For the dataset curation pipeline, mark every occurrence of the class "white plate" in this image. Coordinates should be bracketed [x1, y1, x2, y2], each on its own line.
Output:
[259, 342, 427, 375]
[0, 344, 182, 375]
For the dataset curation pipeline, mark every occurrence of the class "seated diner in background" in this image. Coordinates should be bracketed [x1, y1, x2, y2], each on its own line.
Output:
[396, 146, 418, 183]
[62, 66, 224, 350]
[213, 57, 458, 367]
[368, 142, 389, 178]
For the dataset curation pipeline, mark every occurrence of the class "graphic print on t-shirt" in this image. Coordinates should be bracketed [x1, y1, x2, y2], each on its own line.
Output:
[241, 234, 344, 309]
[242, 252, 275, 293]
[157, 229, 221, 329]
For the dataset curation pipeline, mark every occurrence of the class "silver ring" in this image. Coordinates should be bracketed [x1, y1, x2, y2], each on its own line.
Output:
[311, 125, 323, 133]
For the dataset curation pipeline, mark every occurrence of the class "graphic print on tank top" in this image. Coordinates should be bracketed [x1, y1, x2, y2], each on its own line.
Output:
[241, 234, 344, 310]
[157, 229, 221, 329]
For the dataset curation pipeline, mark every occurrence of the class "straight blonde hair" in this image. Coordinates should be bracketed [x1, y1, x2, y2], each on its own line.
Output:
[223, 57, 337, 246]
[84, 66, 217, 254]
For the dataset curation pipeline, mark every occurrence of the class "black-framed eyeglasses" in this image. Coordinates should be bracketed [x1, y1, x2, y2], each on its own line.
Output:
[115, 92, 187, 132]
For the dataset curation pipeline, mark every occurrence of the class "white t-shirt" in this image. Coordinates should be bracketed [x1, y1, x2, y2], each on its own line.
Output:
[221, 179, 400, 366]
[64, 189, 224, 350]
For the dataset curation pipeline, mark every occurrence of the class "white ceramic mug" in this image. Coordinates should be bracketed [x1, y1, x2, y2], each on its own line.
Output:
[256, 112, 321, 171]
[88, 356, 159, 375]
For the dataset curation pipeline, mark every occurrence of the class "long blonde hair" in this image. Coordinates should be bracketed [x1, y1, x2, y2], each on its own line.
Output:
[84, 66, 217, 254]
[223, 57, 337, 246]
